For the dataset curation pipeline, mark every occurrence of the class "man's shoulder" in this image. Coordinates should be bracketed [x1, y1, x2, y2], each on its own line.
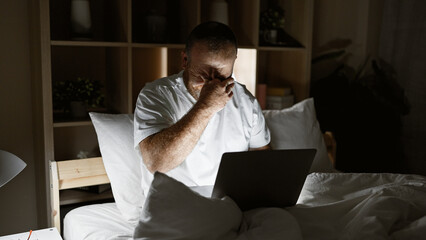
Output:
[233, 81, 256, 104]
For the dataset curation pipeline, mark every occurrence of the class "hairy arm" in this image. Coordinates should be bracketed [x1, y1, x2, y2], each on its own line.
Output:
[249, 144, 271, 151]
[139, 103, 213, 173]
[139, 78, 234, 173]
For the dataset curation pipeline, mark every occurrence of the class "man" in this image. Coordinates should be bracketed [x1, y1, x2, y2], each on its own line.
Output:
[134, 21, 270, 196]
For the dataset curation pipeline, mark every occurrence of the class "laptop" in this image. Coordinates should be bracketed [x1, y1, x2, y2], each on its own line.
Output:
[211, 149, 316, 211]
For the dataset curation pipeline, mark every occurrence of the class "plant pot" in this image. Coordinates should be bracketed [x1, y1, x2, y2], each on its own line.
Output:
[263, 29, 278, 44]
[70, 101, 87, 119]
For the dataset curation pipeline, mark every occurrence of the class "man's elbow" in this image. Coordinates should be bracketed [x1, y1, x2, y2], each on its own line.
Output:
[140, 151, 163, 173]
[139, 136, 181, 173]
[139, 140, 158, 173]
[144, 160, 160, 174]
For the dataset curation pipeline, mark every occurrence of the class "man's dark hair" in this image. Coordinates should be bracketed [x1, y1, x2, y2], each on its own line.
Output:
[185, 21, 237, 59]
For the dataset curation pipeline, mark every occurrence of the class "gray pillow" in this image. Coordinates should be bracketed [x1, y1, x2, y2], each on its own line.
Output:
[133, 172, 242, 240]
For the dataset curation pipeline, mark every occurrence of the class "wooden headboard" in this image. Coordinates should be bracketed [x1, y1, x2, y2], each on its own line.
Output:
[50, 157, 110, 233]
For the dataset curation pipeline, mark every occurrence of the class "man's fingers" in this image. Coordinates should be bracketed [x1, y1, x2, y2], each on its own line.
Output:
[224, 77, 234, 85]
[222, 77, 234, 93]
[200, 76, 234, 99]
[225, 82, 235, 93]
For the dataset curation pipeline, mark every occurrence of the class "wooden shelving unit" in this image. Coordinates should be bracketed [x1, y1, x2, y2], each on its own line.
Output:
[34, 0, 313, 226]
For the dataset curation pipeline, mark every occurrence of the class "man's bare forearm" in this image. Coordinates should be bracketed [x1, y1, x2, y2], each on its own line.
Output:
[139, 102, 215, 173]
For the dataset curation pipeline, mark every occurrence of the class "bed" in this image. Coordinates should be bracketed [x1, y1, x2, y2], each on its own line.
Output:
[51, 98, 426, 239]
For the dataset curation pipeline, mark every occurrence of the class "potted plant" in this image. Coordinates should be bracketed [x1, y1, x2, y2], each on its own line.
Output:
[260, 6, 285, 31]
[259, 4, 285, 44]
[53, 77, 104, 119]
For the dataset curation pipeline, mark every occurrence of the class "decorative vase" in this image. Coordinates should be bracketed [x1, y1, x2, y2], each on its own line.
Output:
[263, 29, 278, 44]
[71, 0, 92, 39]
[143, 11, 167, 43]
[209, 0, 229, 25]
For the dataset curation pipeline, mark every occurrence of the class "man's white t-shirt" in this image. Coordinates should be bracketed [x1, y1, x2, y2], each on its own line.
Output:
[134, 71, 270, 196]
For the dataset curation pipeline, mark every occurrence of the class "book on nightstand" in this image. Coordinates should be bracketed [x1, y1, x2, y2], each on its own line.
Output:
[265, 87, 294, 109]
[266, 87, 292, 97]
[266, 95, 295, 109]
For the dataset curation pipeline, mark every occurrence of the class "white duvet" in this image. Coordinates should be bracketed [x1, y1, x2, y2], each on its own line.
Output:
[289, 173, 426, 239]
[64, 173, 426, 240]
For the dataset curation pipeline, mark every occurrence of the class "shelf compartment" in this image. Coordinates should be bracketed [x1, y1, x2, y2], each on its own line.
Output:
[259, 0, 313, 48]
[50, 0, 128, 42]
[229, 0, 259, 47]
[257, 50, 310, 102]
[53, 125, 100, 160]
[166, 48, 185, 76]
[132, 47, 168, 108]
[201, 0, 259, 47]
[234, 48, 257, 95]
[278, 0, 313, 48]
[51, 46, 129, 121]
[132, 0, 199, 44]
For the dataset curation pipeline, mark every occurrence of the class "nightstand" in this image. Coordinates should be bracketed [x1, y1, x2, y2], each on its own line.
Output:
[0, 228, 62, 240]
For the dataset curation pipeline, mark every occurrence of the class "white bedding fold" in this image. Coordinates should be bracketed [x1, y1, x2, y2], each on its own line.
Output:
[237, 208, 302, 240]
[288, 173, 426, 239]
[64, 203, 135, 240]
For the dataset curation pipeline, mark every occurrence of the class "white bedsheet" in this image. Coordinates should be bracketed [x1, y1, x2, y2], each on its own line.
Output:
[64, 173, 426, 240]
[64, 203, 134, 240]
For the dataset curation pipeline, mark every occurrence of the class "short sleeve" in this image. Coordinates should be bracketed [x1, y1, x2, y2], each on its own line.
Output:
[134, 87, 175, 149]
[248, 99, 271, 148]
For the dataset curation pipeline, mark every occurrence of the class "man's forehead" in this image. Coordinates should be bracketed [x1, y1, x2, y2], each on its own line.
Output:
[190, 57, 234, 76]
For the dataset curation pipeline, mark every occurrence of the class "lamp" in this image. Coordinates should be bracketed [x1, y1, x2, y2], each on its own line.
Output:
[0, 150, 26, 188]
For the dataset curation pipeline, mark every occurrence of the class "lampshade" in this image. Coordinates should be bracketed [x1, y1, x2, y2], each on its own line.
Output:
[0, 150, 27, 188]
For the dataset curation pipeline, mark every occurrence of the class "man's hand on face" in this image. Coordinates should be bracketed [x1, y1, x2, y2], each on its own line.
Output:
[197, 77, 235, 114]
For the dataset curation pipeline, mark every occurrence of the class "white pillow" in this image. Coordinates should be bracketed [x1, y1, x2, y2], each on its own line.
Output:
[89, 112, 144, 223]
[133, 172, 242, 240]
[262, 98, 335, 173]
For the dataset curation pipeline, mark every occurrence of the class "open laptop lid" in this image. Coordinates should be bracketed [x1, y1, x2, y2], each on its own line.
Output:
[211, 149, 316, 211]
